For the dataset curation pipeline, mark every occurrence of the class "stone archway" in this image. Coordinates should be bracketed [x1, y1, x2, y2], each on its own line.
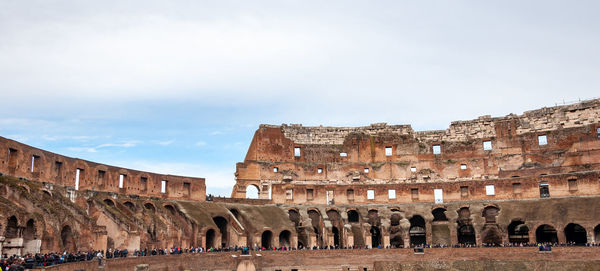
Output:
[5, 216, 19, 238]
[246, 185, 259, 199]
[508, 220, 529, 244]
[564, 223, 587, 245]
[409, 215, 426, 247]
[61, 225, 76, 252]
[536, 224, 558, 244]
[308, 209, 323, 247]
[261, 230, 273, 249]
[279, 230, 291, 248]
[389, 213, 403, 248]
[213, 216, 229, 248]
[205, 229, 216, 249]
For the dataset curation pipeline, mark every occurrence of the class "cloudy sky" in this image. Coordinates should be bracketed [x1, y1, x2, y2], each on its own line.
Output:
[1, 0, 599, 196]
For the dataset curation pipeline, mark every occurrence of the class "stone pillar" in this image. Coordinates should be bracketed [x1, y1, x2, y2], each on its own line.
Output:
[557, 227, 566, 244]
[449, 224, 458, 246]
[383, 234, 390, 248]
[426, 223, 433, 245]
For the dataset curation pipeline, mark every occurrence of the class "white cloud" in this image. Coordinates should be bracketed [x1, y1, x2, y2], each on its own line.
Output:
[195, 141, 207, 147]
[66, 146, 98, 153]
[156, 139, 175, 146]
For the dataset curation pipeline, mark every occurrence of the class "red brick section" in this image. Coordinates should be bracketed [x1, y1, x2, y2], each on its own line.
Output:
[41, 247, 600, 271]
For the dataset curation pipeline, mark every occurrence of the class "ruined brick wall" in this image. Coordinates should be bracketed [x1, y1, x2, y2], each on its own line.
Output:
[233, 99, 600, 204]
[0, 137, 206, 201]
[41, 247, 600, 271]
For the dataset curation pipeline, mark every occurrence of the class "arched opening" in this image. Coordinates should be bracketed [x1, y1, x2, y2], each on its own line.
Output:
[61, 225, 76, 252]
[5, 216, 19, 238]
[308, 210, 323, 247]
[390, 213, 403, 248]
[482, 206, 499, 223]
[288, 209, 300, 227]
[595, 225, 600, 243]
[507, 220, 529, 244]
[326, 209, 343, 248]
[432, 208, 448, 222]
[279, 230, 291, 248]
[370, 226, 381, 248]
[347, 210, 359, 223]
[123, 201, 136, 212]
[458, 225, 476, 245]
[409, 215, 426, 247]
[23, 219, 36, 240]
[213, 216, 228, 248]
[331, 226, 340, 248]
[261, 230, 272, 249]
[144, 202, 155, 212]
[42, 190, 52, 197]
[246, 185, 259, 199]
[164, 204, 176, 215]
[205, 229, 216, 249]
[103, 199, 115, 207]
[536, 224, 558, 244]
[564, 223, 587, 245]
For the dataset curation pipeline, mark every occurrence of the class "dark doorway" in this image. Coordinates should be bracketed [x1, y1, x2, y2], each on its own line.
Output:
[458, 225, 476, 245]
[279, 230, 291, 248]
[261, 230, 272, 249]
[5, 216, 19, 238]
[332, 227, 340, 248]
[564, 223, 587, 245]
[409, 216, 426, 247]
[536, 224, 558, 244]
[61, 225, 76, 252]
[308, 210, 323, 247]
[370, 226, 381, 248]
[24, 219, 36, 240]
[205, 229, 216, 249]
[347, 210, 359, 223]
[213, 216, 228, 248]
[432, 208, 448, 222]
[508, 220, 529, 244]
[539, 183, 550, 198]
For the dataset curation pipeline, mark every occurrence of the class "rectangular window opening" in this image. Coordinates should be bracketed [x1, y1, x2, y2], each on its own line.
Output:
[161, 180, 168, 194]
[294, 147, 301, 157]
[434, 189, 443, 203]
[8, 148, 18, 167]
[411, 188, 419, 200]
[597, 127, 600, 139]
[410, 166, 417, 173]
[31, 155, 40, 172]
[367, 189, 375, 200]
[286, 189, 293, 200]
[388, 189, 396, 199]
[432, 145, 441, 155]
[327, 190, 334, 205]
[568, 179, 578, 191]
[460, 164, 467, 170]
[485, 185, 495, 196]
[539, 183, 550, 198]
[513, 183, 522, 194]
[306, 189, 314, 200]
[346, 189, 354, 201]
[460, 186, 468, 197]
[317, 168, 323, 174]
[183, 182, 191, 195]
[385, 146, 393, 156]
[364, 168, 369, 173]
[538, 135, 548, 146]
[340, 152, 348, 157]
[483, 140, 493, 151]
[54, 161, 63, 176]
[273, 167, 278, 173]
[75, 168, 82, 190]
[140, 177, 148, 191]
[119, 174, 126, 189]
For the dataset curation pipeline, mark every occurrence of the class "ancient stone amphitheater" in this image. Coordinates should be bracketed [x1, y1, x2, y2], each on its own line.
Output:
[2, 99, 600, 270]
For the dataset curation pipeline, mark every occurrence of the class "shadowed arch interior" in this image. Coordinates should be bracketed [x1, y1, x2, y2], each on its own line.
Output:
[409, 215, 426, 246]
[261, 230, 273, 249]
[279, 230, 291, 248]
[536, 224, 558, 244]
[213, 216, 228, 248]
[564, 223, 587, 245]
[508, 220, 529, 244]
[5, 216, 19, 238]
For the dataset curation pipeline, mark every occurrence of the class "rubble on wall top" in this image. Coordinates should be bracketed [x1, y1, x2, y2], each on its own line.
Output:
[265, 98, 600, 145]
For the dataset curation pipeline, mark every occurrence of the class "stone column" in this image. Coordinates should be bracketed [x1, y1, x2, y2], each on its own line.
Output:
[426, 223, 433, 245]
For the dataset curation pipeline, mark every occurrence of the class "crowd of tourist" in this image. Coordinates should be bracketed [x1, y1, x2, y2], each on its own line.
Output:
[2, 242, 599, 270]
